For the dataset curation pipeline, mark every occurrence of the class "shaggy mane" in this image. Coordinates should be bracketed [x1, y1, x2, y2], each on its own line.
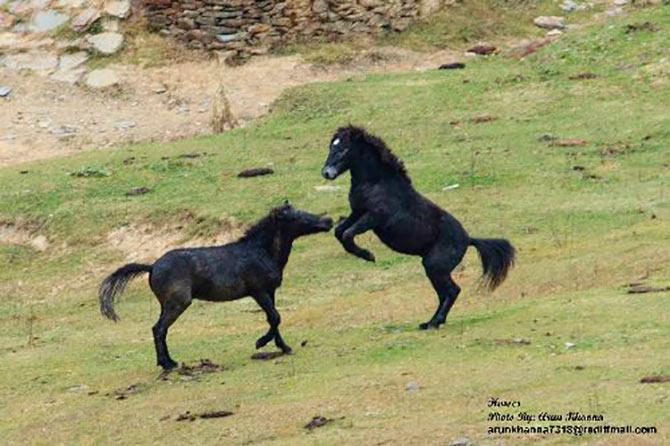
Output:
[240, 205, 285, 242]
[338, 125, 411, 183]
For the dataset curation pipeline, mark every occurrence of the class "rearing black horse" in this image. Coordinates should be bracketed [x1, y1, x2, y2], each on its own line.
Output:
[321, 125, 515, 329]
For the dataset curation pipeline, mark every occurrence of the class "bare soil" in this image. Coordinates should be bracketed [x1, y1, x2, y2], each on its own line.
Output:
[0, 47, 458, 167]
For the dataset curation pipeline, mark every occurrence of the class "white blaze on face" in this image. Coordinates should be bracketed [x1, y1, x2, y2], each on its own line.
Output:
[332, 138, 340, 146]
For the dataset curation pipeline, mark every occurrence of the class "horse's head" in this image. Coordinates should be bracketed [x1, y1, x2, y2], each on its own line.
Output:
[321, 128, 354, 180]
[274, 201, 333, 237]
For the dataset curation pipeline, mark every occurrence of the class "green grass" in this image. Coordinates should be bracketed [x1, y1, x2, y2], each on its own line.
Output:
[1, 6, 669, 445]
[281, 0, 605, 64]
[380, 0, 561, 50]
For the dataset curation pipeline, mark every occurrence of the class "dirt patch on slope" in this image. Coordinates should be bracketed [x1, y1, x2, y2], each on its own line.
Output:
[105, 218, 243, 261]
[0, 222, 49, 251]
[0, 47, 459, 168]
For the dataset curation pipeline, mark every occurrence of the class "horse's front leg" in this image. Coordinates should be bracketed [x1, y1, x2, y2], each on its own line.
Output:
[340, 213, 377, 262]
[253, 290, 292, 354]
[334, 213, 360, 242]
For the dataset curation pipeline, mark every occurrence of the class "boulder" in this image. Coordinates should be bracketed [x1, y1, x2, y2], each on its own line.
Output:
[9, 2, 34, 15]
[312, 0, 329, 14]
[50, 68, 86, 84]
[58, 0, 86, 7]
[2, 51, 59, 72]
[0, 32, 19, 50]
[0, 12, 15, 30]
[84, 68, 120, 88]
[29, 10, 70, 33]
[30, 0, 49, 8]
[87, 32, 124, 55]
[1, 34, 54, 51]
[104, 0, 131, 19]
[534, 16, 566, 30]
[71, 8, 100, 32]
[58, 51, 88, 70]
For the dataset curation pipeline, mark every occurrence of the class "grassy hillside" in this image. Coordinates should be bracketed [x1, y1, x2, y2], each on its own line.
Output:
[1, 6, 669, 445]
[281, 0, 600, 64]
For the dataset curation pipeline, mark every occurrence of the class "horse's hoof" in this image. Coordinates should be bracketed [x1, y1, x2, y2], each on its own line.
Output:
[361, 251, 376, 262]
[160, 359, 179, 370]
[418, 322, 439, 330]
[280, 346, 293, 355]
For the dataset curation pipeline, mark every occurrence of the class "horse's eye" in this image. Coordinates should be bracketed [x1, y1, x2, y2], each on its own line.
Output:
[332, 138, 340, 146]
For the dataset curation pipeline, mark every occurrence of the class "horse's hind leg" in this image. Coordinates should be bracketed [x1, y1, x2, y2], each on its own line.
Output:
[152, 285, 192, 369]
[252, 291, 292, 354]
[420, 273, 460, 330]
[419, 245, 465, 330]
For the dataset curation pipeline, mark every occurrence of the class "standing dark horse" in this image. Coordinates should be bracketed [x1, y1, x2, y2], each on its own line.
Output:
[321, 126, 515, 329]
[99, 203, 333, 370]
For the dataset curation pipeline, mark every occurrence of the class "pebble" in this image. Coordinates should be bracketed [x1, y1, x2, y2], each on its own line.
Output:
[560, 0, 588, 12]
[0, 85, 11, 97]
[449, 438, 472, 446]
[405, 381, 420, 392]
[314, 185, 341, 192]
[49, 125, 77, 135]
[116, 121, 136, 131]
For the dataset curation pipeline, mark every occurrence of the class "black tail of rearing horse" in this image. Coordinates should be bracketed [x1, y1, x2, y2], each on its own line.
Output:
[469, 238, 515, 290]
[99, 263, 153, 321]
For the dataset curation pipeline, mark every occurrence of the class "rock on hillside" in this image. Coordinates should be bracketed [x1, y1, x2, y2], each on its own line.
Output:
[0, 0, 132, 83]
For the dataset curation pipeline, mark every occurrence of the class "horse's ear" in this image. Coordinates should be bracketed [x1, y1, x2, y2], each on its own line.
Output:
[282, 199, 291, 208]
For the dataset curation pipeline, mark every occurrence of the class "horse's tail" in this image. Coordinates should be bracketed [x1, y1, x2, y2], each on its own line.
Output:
[468, 238, 515, 290]
[99, 263, 153, 321]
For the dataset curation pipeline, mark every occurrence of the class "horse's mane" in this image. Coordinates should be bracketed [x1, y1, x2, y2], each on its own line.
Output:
[240, 206, 283, 242]
[339, 125, 411, 183]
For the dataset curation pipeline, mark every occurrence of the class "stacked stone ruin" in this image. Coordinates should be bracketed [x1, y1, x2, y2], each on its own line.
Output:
[141, 0, 444, 57]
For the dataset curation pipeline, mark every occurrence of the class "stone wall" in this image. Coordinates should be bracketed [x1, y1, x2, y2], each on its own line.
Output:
[141, 0, 446, 57]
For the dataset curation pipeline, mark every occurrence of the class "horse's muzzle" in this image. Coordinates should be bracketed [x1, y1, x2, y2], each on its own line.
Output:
[322, 166, 338, 180]
[318, 216, 334, 231]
